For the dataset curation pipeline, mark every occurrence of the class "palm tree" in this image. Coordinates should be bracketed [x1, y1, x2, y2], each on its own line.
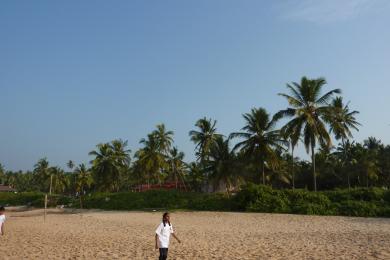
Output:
[328, 97, 360, 142]
[230, 108, 286, 185]
[186, 162, 203, 192]
[333, 140, 356, 189]
[167, 147, 187, 190]
[279, 126, 301, 190]
[89, 140, 131, 191]
[152, 124, 174, 156]
[33, 158, 52, 193]
[67, 160, 74, 171]
[138, 134, 168, 186]
[50, 167, 68, 194]
[74, 163, 93, 209]
[276, 77, 341, 191]
[189, 117, 221, 163]
[207, 136, 240, 194]
[189, 117, 221, 191]
[327, 97, 360, 189]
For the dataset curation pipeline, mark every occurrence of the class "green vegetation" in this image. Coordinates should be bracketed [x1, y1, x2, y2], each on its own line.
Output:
[1, 185, 389, 217]
[1, 76, 390, 217]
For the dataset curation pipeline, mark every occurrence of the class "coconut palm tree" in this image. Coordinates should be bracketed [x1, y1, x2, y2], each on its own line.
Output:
[67, 160, 74, 171]
[207, 136, 241, 194]
[279, 125, 301, 190]
[50, 167, 68, 194]
[89, 140, 131, 191]
[276, 77, 341, 191]
[186, 162, 203, 192]
[326, 97, 360, 189]
[189, 117, 221, 163]
[167, 147, 187, 190]
[74, 163, 93, 209]
[152, 124, 174, 156]
[333, 140, 356, 189]
[33, 158, 52, 193]
[328, 97, 360, 142]
[230, 108, 286, 185]
[138, 134, 168, 186]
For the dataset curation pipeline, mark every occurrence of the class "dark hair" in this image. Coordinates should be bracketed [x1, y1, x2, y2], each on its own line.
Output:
[162, 212, 171, 227]
[0, 206, 4, 211]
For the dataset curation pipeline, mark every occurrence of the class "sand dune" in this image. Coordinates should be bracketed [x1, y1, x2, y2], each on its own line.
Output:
[1, 209, 390, 259]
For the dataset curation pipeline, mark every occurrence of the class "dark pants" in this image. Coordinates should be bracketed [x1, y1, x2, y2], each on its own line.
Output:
[159, 248, 168, 260]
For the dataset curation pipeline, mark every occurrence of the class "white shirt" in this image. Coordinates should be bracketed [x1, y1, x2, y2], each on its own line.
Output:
[0, 215, 5, 228]
[155, 222, 174, 248]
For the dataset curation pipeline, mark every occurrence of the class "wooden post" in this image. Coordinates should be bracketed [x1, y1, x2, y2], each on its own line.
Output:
[44, 194, 48, 223]
[49, 175, 53, 195]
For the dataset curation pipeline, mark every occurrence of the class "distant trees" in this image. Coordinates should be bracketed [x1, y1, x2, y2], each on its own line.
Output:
[9, 76, 390, 195]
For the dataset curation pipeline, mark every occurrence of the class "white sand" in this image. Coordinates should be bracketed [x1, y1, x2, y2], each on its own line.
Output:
[1, 209, 390, 259]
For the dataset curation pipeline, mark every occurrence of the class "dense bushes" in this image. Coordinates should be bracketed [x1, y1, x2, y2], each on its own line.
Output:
[1, 185, 389, 217]
[0, 192, 73, 207]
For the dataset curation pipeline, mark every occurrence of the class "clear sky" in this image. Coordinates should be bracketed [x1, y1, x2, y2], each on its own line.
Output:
[1, 0, 390, 171]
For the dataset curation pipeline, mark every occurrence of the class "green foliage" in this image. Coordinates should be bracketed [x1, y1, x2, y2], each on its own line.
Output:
[0, 185, 389, 218]
[0, 192, 72, 207]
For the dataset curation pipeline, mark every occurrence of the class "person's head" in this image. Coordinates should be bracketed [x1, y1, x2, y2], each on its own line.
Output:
[162, 212, 171, 227]
[0, 206, 4, 215]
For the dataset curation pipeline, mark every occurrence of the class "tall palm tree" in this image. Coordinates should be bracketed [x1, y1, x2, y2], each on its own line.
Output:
[89, 140, 131, 191]
[276, 77, 341, 191]
[326, 97, 360, 189]
[328, 97, 360, 142]
[74, 163, 93, 209]
[186, 162, 203, 192]
[50, 166, 68, 194]
[33, 158, 52, 193]
[138, 134, 168, 186]
[111, 139, 131, 167]
[167, 147, 187, 190]
[207, 136, 240, 194]
[279, 126, 301, 190]
[230, 108, 286, 185]
[333, 140, 356, 189]
[67, 160, 74, 171]
[189, 117, 221, 163]
[152, 124, 174, 156]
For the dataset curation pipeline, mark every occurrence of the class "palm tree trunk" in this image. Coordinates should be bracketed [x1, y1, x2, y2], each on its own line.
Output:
[80, 189, 83, 209]
[262, 161, 265, 185]
[312, 144, 317, 192]
[292, 146, 295, 191]
[49, 175, 53, 195]
[342, 139, 351, 190]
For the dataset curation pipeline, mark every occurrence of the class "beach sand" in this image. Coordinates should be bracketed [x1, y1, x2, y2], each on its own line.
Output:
[1, 209, 390, 259]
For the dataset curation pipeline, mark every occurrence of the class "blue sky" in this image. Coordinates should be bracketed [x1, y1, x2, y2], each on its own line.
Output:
[1, 0, 390, 171]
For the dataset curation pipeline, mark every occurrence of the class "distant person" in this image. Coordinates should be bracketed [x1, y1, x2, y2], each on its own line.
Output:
[0, 206, 5, 236]
[155, 212, 181, 260]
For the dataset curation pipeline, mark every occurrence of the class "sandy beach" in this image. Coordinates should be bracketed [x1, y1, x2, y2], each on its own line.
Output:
[1, 209, 390, 260]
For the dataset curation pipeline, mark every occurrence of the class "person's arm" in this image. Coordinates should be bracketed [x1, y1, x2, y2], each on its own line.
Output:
[172, 233, 181, 243]
[1, 223, 4, 236]
[155, 234, 159, 249]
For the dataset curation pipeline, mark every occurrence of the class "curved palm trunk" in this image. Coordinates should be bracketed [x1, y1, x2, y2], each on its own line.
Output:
[312, 144, 317, 192]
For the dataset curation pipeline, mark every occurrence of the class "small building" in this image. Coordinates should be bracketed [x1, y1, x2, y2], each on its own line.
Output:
[0, 185, 17, 192]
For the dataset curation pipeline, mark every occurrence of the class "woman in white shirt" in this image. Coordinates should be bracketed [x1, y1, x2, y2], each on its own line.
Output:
[155, 212, 181, 260]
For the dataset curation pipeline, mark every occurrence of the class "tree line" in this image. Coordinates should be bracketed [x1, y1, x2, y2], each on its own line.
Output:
[1, 77, 389, 195]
